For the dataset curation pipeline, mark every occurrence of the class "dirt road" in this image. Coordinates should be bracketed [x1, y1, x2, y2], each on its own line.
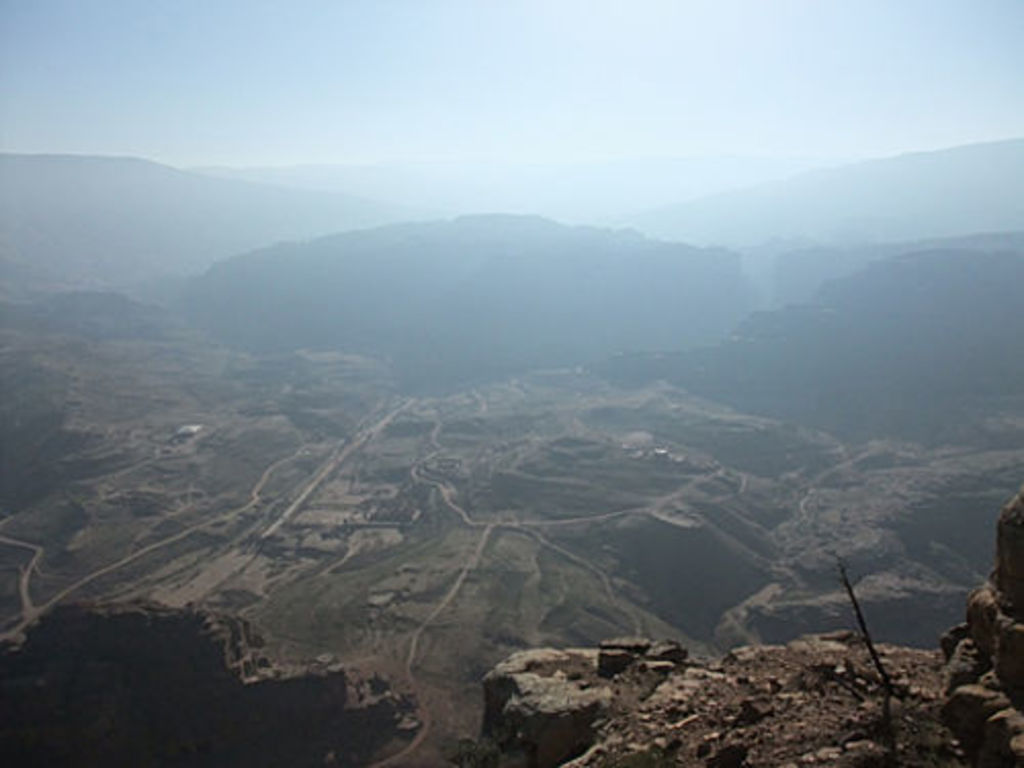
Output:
[261, 401, 408, 540]
[0, 534, 44, 618]
[0, 436, 324, 643]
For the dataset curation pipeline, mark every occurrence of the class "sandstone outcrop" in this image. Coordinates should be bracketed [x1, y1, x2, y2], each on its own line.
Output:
[480, 631, 958, 767]
[942, 486, 1024, 766]
[482, 648, 613, 768]
[475, 488, 1024, 767]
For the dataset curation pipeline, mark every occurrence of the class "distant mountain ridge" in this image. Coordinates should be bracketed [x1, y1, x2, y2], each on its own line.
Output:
[630, 139, 1024, 247]
[599, 246, 1024, 445]
[768, 229, 1024, 306]
[195, 154, 831, 223]
[0, 154, 416, 296]
[183, 215, 753, 391]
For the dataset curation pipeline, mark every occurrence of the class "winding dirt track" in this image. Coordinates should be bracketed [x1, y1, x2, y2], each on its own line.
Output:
[371, 522, 496, 768]
[0, 535, 44, 616]
[510, 525, 641, 634]
[370, 429, 753, 764]
[0, 401, 409, 647]
[0, 440, 314, 643]
[2, 396, 756, 763]
[373, 438, 664, 765]
[0, 404, 409, 642]
[404, 524, 496, 679]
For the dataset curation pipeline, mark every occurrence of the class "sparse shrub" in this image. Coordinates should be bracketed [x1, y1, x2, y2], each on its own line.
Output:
[446, 737, 500, 768]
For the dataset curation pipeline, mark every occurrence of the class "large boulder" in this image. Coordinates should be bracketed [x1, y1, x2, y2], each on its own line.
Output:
[647, 639, 689, 665]
[482, 648, 612, 768]
[980, 708, 1024, 767]
[942, 684, 1012, 754]
[597, 647, 634, 678]
[944, 638, 990, 694]
[967, 585, 1002, 659]
[994, 622, 1024, 691]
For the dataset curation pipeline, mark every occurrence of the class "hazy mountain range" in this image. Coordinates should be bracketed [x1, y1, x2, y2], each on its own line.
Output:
[195, 155, 830, 223]
[5, 141, 1024, 764]
[3, 139, 1022, 303]
[767, 230, 1024, 306]
[600, 246, 1024, 445]
[183, 215, 751, 391]
[629, 139, 1024, 247]
[0, 154, 416, 296]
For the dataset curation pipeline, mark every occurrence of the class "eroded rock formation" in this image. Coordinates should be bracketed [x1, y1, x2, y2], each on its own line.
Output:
[942, 486, 1024, 766]
[480, 631, 958, 767]
[482, 647, 614, 768]
[0, 601, 414, 767]
[477, 487, 1024, 768]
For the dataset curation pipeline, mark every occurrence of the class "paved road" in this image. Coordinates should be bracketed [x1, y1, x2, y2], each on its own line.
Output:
[261, 401, 408, 540]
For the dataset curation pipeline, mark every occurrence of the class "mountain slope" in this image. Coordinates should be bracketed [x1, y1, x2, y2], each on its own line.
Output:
[630, 139, 1024, 247]
[196, 154, 829, 223]
[599, 247, 1024, 444]
[768, 230, 1024, 306]
[183, 215, 752, 390]
[0, 154, 415, 294]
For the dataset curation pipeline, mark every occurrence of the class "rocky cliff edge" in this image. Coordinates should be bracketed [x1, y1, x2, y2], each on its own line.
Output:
[478, 488, 1024, 767]
[941, 486, 1024, 766]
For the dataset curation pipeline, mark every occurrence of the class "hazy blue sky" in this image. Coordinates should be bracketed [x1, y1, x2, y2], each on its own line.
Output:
[2, 0, 1022, 166]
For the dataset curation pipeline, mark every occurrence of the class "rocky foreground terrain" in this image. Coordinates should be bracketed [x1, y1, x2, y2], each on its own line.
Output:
[941, 487, 1024, 766]
[1, 488, 1022, 767]
[0, 602, 416, 767]
[477, 633, 956, 767]
[476, 487, 1024, 768]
